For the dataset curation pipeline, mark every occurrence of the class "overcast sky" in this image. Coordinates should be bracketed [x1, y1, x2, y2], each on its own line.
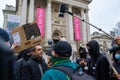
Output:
[0, 0, 15, 28]
[0, 0, 120, 34]
[89, 0, 120, 33]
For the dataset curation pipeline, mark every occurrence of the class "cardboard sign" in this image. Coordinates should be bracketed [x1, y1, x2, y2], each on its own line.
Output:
[11, 22, 43, 52]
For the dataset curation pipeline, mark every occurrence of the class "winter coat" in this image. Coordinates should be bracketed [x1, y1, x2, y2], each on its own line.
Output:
[21, 56, 48, 80]
[41, 57, 78, 80]
[15, 58, 26, 80]
[87, 40, 110, 80]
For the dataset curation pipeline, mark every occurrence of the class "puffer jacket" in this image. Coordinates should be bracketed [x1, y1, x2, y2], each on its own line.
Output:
[41, 58, 78, 80]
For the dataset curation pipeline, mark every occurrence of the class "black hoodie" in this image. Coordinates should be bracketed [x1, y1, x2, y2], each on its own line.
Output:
[87, 40, 110, 80]
[86, 40, 100, 61]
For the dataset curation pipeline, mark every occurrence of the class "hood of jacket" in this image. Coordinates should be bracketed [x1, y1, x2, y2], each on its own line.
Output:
[86, 40, 100, 60]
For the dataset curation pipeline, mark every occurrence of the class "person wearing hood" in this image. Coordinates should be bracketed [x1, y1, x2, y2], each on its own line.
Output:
[86, 40, 110, 80]
[41, 41, 79, 80]
[76, 47, 90, 74]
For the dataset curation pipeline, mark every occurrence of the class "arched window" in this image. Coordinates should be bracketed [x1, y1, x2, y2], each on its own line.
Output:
[52, 30, 62, 39]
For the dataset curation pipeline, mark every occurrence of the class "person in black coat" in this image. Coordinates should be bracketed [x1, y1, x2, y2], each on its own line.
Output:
[0, 28, 16, 80]
[21, 45, 48, 80]
[79, 47, 87, 59]
[76, 47, 90, 74]
[15, 47, 33, 80]
[86, 40, 110, 80]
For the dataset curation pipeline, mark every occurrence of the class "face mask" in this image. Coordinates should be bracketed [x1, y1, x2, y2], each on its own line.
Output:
[115, 54, 120, 60]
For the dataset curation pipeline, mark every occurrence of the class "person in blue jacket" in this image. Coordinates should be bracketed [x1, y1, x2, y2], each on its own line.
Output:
[41, 41, 78, 80]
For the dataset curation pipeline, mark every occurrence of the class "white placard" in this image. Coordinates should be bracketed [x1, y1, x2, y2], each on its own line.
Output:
[8, 14, 20, 23]
[12, 32, 21, 45]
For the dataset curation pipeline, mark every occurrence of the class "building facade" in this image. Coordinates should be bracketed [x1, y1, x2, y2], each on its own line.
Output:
[91, 31, 112, 53]
[3, 0, 92, 51]
[3, 5, 16, 29]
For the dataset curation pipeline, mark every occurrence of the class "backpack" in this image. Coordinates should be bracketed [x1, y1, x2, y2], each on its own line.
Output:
[53, 66, 96, 80]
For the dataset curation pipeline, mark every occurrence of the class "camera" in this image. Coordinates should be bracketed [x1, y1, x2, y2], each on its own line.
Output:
[109, 45, 120, 53]
[46, 38, 60, 56]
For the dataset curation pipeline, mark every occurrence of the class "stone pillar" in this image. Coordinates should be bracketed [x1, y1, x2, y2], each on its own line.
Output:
[68, 5, 74, 42]
[66, 5, 74, 42]
[85, 10, 90, 42]
[20, 0, 27, 25]
[81, 9, 87, 45]
[45, 1, 52, 40]
[16, 0, 22, 15]
[28, 0, 34, 23]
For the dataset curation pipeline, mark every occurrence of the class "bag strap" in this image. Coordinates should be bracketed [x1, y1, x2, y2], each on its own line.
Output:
[53, 66, 75, 77]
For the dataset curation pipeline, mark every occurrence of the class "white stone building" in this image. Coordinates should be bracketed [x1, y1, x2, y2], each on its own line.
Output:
[3, 0, 92, 51]
[91, 31, 112, 53]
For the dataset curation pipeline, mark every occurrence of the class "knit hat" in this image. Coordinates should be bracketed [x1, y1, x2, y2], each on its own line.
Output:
[0, 28, 9, 42]
[53, 41, 72, 57]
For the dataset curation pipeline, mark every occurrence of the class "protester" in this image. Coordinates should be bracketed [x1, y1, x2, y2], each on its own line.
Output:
[15, 47, 33, 80]
[110, 37, 120, 80]
[0, 28, 11, 46]
[115, 37, 120, 46]
[86, 40, 110, 80]
[0, 28, 16, 80]
[0, 28, 18, 51]
[110, 49, 120, 80]
[76, 47, 90, 74]
[46, 36, 61, 67]
[21, 45, 48, 80]
[79, 47, 87, 59]
[41, 41, 79, 80]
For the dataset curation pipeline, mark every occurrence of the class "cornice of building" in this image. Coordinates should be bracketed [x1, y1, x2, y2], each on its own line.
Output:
[85, 0, 92, 3]
[3, 10, 15, 13]
[91, 31, 112, 40]
[51, 0, 88, 9]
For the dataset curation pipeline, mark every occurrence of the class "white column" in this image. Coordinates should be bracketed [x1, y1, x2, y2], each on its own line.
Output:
[45, 1, 52, 40]
[85, 10, 91, 42]
[81, 9, 87, 45]
[66, 5, 74, 42]
[16, 0, 22, 15]
[28, 0, 34, 23]
[20, 0, 27, 25]
[68, 5, 74, 42]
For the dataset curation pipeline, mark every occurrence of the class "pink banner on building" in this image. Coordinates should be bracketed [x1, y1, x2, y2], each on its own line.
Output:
[36, 8, 45, 37]
[73, 16, 81, 40]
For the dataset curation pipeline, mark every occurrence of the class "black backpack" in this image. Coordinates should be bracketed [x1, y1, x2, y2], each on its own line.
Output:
[53, 66, 96, 80]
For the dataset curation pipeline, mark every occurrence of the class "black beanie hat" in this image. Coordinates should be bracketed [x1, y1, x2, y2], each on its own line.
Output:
[53, 41, 72, 57]
[0, 28, 9, 42]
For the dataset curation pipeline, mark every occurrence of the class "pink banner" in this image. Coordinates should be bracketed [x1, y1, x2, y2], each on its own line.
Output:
[73, 16, 81, 40]
[36, 8, 45, 37]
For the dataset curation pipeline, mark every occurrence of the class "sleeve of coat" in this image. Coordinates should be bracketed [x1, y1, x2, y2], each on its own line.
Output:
[21, 62, 32, 80]
[15, 61, 21, 80]
[96, 56, 110, 80]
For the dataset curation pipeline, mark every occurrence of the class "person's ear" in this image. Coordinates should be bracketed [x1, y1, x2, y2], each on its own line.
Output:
[52, 50, 58, 57]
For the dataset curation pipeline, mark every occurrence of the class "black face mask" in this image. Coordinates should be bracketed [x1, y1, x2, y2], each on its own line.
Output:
[88, 48, 98, 60]
[88, 48, 93, 57]
[87, 40, 100, 60]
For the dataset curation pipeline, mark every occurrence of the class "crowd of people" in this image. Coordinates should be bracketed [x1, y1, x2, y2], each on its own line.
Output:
[1, 27, 120, 80]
